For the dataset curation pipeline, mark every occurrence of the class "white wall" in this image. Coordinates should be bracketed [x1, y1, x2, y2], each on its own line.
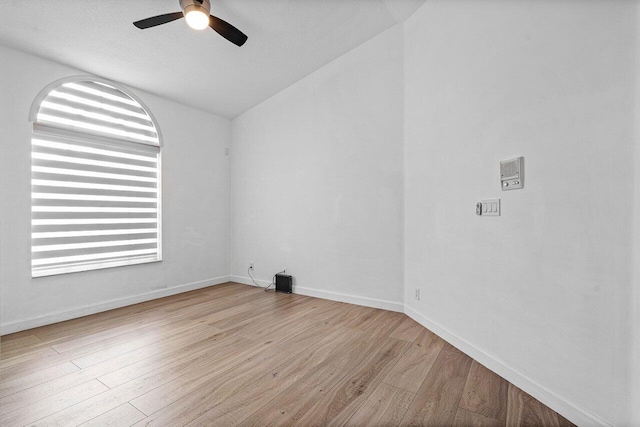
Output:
[0, 45, 232, 334]
[403, 1, 636, 425]
[230, 26, 404, 310]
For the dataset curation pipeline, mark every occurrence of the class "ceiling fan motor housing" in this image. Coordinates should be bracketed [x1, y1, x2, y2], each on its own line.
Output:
[180, 0, 211, 17]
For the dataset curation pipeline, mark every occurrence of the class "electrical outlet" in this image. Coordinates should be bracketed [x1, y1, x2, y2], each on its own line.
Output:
[415, 288, 420, 301]
[249, 262, 254, 270]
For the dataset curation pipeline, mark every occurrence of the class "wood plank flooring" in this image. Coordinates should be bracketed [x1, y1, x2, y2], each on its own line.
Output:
[0, 282, 575, 426]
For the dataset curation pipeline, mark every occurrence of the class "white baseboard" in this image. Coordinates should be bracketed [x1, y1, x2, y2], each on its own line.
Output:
[0, 276, 231, 335]
[293, 286, 404, 312]
[404, 305, 612, 427]
[231, 275, 404, 312]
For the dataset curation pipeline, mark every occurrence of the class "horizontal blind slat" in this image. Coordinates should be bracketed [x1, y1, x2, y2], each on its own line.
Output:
[32, 242, 158, 261]
[33, 143, 157, 170]
[32, 151, 158, 173]
[33, 210, 157, 219]
[33, 175, 158, 192]
[36, 254, 157, 269]
[33, 229, 158, 239]
[32, 162, 157, 182]
[33, 134, 159, 158]
[33, 193, 157, 203]
[36, 113, 158, 144]
[32, 186, 157, 199]
[32, 254, 159, 277]
[33, 238, 158, 253]
[33, 166, 157, 183]
[39, 103, 157, 133]
[71, 81, 141, 107]
[49, 86, 151, 120]
[33, 219, 158, 227]
[32, 248, 159, 266]
[33, 178, 157, 193]
[33, 207, 158, 213]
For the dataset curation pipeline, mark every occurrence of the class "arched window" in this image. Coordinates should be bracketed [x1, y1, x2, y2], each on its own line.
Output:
[29, 77, 162, 277]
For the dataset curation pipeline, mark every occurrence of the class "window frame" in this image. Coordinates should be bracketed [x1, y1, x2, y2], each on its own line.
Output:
[29, 76, 163, 278]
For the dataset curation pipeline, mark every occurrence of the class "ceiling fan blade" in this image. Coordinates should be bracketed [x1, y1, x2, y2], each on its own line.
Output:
[133, 12, 184, 29]
[209, 15, 248, 46]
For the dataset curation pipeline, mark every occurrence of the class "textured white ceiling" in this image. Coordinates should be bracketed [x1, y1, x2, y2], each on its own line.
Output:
[0, 0, 425, 119]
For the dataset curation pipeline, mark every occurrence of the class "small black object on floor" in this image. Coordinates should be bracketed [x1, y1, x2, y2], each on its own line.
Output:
[275, 274, 292, 293]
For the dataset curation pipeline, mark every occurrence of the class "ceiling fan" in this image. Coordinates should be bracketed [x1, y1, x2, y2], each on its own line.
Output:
[133, 0, 247, 47]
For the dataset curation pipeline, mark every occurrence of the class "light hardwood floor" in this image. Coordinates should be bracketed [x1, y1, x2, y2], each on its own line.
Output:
[0, 282, 575, 426]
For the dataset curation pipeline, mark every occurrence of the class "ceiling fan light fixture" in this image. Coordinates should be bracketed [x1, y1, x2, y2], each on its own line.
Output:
[180, 0, 211, 30]
[185, 10, 209, 30]
[134, 0, 247, 47]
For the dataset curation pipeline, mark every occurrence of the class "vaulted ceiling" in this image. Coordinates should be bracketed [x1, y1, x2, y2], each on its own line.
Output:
[0, 0, 426, 119]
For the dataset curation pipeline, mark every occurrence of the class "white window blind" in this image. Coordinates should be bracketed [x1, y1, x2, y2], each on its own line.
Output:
[31, 79, 161, 277]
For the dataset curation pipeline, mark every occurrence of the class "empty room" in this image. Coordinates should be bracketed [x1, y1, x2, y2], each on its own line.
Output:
[0, 0, 638, 426]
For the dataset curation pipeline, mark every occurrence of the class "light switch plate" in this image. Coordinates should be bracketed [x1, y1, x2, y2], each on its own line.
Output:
[481, 199, 500, 216]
